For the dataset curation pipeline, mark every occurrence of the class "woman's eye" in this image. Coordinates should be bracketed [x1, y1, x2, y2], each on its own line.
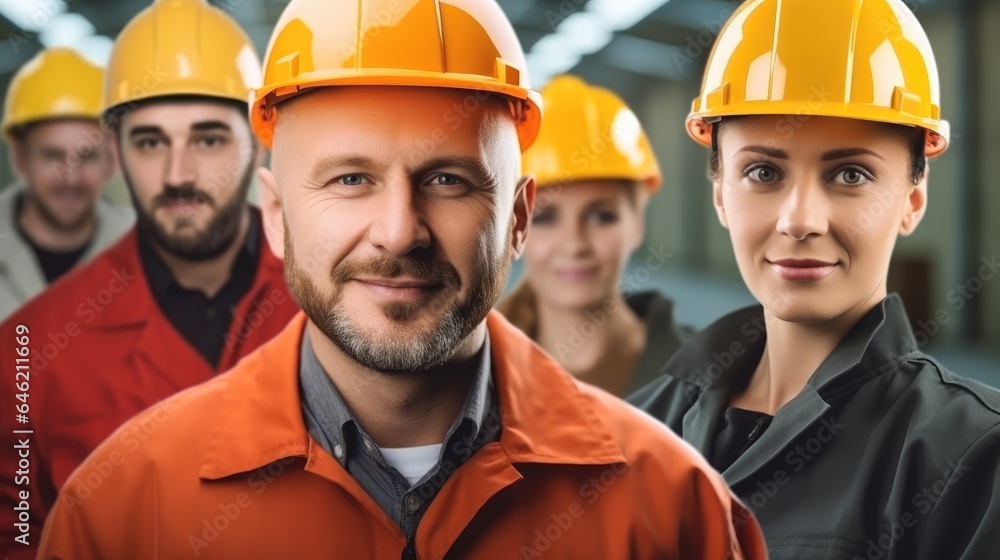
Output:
[747, 165, 781, 183]
[831, 166, 872, 186]
[531, 211, 555, 225]
[588, 210, 619, 225]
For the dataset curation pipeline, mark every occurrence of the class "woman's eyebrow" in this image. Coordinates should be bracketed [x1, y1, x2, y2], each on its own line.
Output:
[583, 197, 618, 210]
[736, 146, 789, 158]
[820, 148, 885, 161]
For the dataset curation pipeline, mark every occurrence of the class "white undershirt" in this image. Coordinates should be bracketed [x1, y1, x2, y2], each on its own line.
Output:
[379, 443, 443, 487]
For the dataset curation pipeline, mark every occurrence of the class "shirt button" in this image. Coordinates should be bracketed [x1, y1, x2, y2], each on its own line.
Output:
[206, 307, 215, 318]
[333, 444, 345, 460]
[405, 494, 420, 513]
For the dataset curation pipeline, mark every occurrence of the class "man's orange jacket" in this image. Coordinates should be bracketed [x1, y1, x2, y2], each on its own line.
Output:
[0, 225, 298, 559]
[38, 312, 767, 559]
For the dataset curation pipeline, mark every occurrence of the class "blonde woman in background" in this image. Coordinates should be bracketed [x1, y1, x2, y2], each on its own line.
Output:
[498, 75, 691, 397]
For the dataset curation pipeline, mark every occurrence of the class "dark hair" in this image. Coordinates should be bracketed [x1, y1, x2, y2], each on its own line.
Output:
[7, 122, 36, 142]
[105, 95, 251, 133]
[709, 119, 927, 185]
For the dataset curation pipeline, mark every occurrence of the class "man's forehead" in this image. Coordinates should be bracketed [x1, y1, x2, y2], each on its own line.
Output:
[278, 86, 511, 134]
[25, 118, 101, 139]
[723, 115, 891, 141]
[123, 101, 242, 131]
[277, 87, 515, 156]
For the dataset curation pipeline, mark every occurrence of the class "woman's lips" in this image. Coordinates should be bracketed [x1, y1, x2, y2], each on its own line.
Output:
[768, 259, 838, 282]
[554, 267, 598, 282]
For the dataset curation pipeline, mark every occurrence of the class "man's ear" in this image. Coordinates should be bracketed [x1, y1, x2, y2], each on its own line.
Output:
[93, 134, 117, 185]
[257, 166, 285, 260]
[510, 175, 535, 260]
[107, 132, 121, 171]
[105, 133, 131, 201]
[713, 181, 729, 229]
[10, 140, 27, 179]
[899, 173, 928, 237]
[252, 143, 266, 170]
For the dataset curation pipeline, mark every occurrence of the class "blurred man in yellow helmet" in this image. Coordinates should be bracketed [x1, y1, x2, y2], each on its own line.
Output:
[37, 0, 765, 558]
[632, 0, 1000, 558]
[0, 48, 133, 321]
[0, 2, 297, 557]
[498, 75, 692, 397]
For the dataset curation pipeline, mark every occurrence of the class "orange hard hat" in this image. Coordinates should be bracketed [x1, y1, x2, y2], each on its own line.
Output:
[250, 0, 542, 152]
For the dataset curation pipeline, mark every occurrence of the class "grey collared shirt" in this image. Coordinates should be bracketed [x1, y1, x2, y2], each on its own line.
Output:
[299, 331, 500, 540]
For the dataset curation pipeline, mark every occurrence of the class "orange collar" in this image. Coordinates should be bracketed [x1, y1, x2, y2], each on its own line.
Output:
[199, 311, 626, 480]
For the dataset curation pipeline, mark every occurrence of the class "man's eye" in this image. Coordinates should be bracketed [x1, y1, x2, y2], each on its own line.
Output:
[430, 174, 464, 186]
[337, 174, 367, 186]
[197, 136, 226, 148]
[136, 138, 163, 150]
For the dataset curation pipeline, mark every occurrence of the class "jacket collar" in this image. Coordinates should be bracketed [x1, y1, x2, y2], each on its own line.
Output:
[660, 294, 920, 486]
[660, 294, 919, 393]
[0, 186, 132, 297]
[83, 197, 134, 260]
[87, 208, 284, 329]
[80, 229, 150, 328]
[199, 310, 627, 481]
[0, 186, 46, 300]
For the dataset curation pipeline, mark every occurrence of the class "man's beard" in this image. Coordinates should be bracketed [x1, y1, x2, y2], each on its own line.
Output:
[125, 162, 254, 262]
[285, 223, 511, 372]
[25, 186, 94, 233]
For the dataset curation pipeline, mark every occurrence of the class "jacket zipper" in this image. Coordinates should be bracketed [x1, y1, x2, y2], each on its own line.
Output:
[401, 536, 416, 560]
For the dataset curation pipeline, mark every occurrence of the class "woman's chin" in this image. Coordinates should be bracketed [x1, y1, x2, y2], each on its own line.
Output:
[538, 286, 611, 312]
[759, 292, 852, 325]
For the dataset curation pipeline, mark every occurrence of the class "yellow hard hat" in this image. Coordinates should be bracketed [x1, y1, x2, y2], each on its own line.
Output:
[251, 0, 542, 152]
[523, 75, 661, 191]
[104, 0, 261, 115]
[2, 47, 103, 142]
[687, 0, 949, 157]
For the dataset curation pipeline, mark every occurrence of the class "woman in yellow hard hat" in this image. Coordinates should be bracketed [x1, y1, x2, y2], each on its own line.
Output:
[498, 75, 691, 397]
[631, 0, 1000, 558]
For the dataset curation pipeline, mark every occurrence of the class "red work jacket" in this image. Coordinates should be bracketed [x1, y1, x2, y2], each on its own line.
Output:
[0, 225, 298, 559]
[37, 312, 767, 559]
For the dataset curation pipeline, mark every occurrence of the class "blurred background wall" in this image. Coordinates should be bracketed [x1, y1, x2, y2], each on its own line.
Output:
[0, 0, 996, 383]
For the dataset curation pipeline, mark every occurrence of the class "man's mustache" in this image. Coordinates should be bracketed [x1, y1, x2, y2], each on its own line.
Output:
[153, 185, 215, 208]
[48, 184, 89, 197]
[332, 255, 461, 290]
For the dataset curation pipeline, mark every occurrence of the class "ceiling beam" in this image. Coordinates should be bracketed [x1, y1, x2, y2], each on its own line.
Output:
[598, 34, 694, 81]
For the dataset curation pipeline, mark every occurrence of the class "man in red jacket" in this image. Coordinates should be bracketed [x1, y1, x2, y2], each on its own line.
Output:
[0, 1, 298, 557]
[36, 1, 765, 559]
